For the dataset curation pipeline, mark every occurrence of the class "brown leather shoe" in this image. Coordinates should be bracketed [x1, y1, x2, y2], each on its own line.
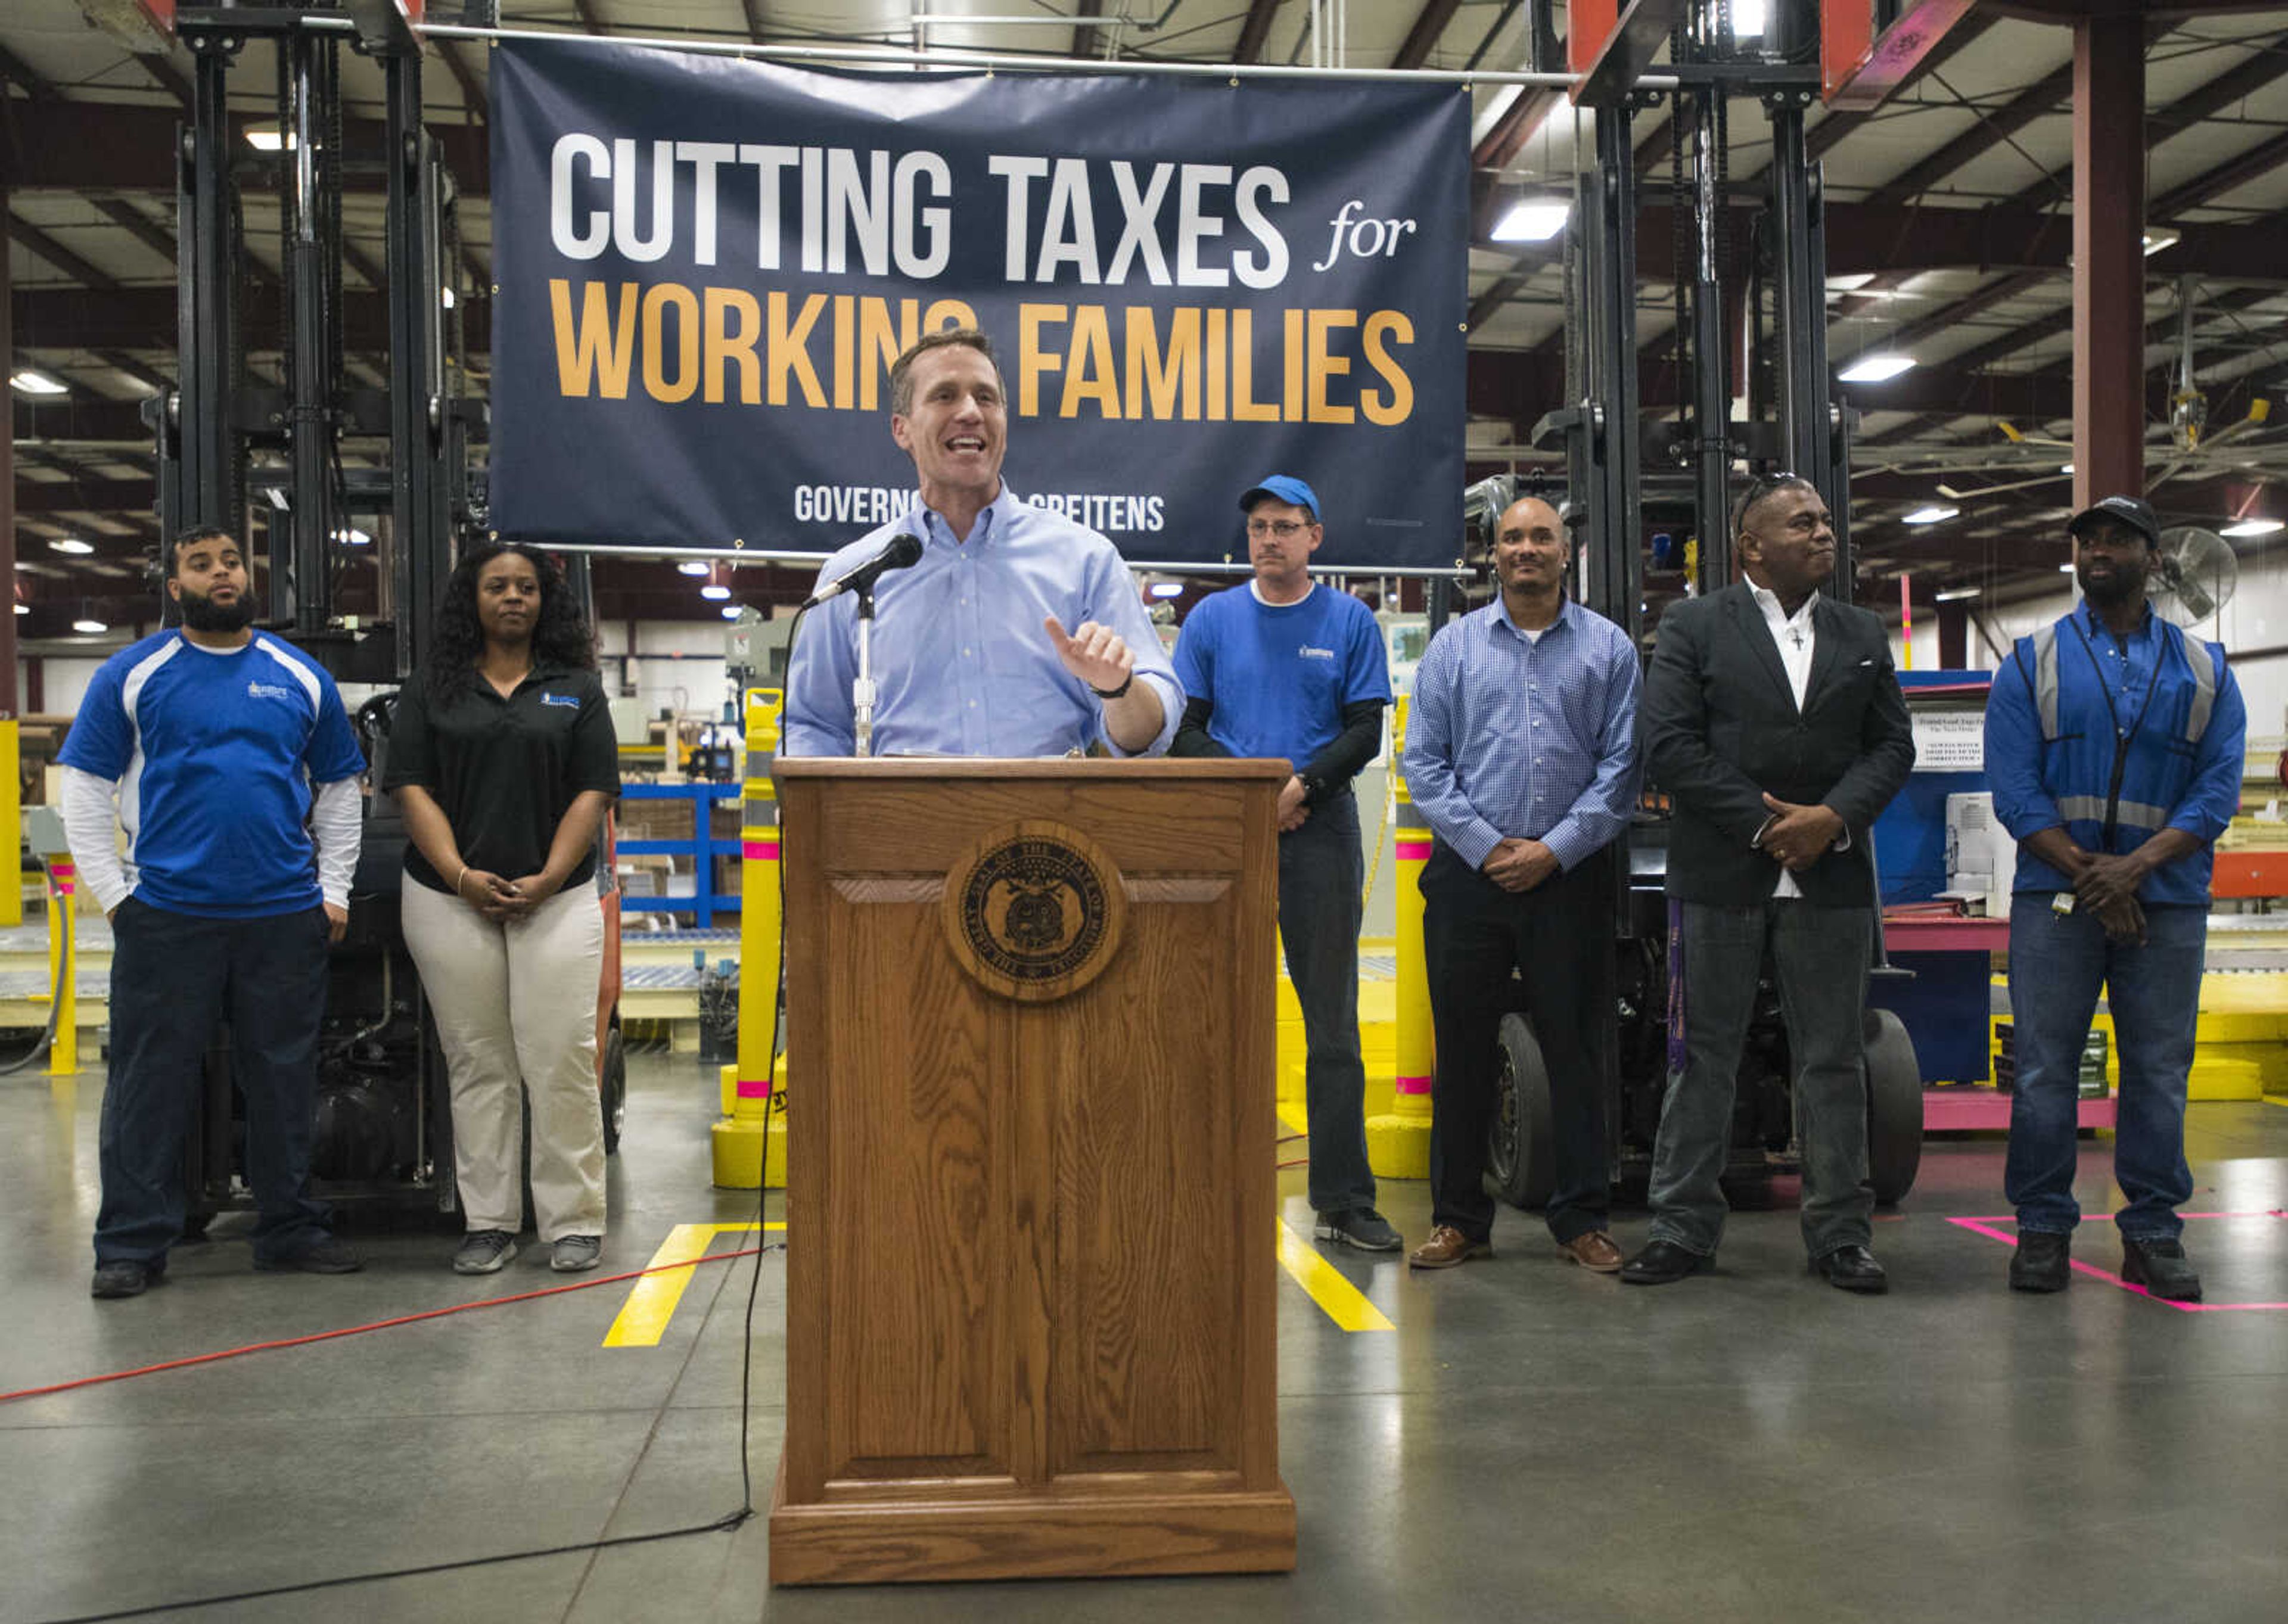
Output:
[1407, 1225, 1491, 1270]
[1556, 1231, 1624, 1273]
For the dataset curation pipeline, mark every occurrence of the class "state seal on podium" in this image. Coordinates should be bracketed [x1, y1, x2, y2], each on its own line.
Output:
[943, 820, 1127, 1003]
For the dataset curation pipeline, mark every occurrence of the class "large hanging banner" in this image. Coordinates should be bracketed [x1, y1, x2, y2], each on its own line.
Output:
[488, 39, 1467, 571]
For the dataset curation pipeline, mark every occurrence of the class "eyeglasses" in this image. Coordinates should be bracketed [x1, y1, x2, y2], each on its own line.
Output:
[1247, 519, 1311, 539]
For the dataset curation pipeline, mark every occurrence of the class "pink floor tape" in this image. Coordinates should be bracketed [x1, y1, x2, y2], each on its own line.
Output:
[1946, 1212, 2288, 1312]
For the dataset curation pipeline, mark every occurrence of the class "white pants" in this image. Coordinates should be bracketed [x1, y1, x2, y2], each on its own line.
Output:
[402, 879, 607, 1240]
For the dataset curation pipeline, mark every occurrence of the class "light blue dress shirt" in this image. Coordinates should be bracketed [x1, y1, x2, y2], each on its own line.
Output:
[1401, 595, 1642, 873]
[781, 486, 1180, 758]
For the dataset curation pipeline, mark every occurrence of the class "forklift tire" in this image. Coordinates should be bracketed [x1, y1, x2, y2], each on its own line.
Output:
[1864, 1007, 1924, 1206]
[1488, 1013, 1556, 1211]
[600, 1026, 628, 1156]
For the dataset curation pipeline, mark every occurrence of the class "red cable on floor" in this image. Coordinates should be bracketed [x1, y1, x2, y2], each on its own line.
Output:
[0, 1245, 767, 1408]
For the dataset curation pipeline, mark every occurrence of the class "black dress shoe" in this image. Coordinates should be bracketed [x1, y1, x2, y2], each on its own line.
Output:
[1810, 1245, 1888, 1293]
[1619, 1240, 1714, 1286]
[2009, 1230, 2071, 1293]
[2121, 1236, 2202, 1302]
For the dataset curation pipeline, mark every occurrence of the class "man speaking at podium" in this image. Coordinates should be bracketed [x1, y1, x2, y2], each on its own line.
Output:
[782, 328, 1179, 758]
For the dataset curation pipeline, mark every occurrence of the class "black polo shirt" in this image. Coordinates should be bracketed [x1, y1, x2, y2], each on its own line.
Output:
[383, 662, 621, 895]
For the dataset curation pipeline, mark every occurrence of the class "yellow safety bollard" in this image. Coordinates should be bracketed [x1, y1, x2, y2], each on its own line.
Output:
[712, 686, 788, 1189]
[0, 718, 21, 928]
[1364, 696, 1431, 1177]
[46, 858, 77, 1076]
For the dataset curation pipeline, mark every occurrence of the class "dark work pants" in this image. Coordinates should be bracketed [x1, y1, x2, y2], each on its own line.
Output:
[95, 895, 334, 1267]
[1645, 899, 1875, 1259]
[1421, 842, 1614, 1245]
[1281, 791, 1376, 1217]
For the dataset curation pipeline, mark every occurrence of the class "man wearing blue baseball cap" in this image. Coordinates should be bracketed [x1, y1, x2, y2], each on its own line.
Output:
[1173, 477, 1399, 1252]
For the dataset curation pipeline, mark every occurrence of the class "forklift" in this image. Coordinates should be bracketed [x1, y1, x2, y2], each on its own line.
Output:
[141, 2, 629, 1229]
[1469, 0, 1925, 1216]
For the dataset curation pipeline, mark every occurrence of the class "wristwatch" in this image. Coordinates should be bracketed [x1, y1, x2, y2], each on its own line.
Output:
[1089, 673, 1134, 700]
[1298, 773, 1330, 805]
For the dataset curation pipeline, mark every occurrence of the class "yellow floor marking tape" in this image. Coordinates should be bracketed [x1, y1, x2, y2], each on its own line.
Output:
[1276, 1101, 1308, 1137]
[604, 1221, 785, 1348]
[612, 1218, 1394, 1344]
[1274, 1218, 1395, 1332]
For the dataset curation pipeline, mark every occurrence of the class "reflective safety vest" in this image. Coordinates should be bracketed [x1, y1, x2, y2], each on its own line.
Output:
[2009, 609, 2220, 848]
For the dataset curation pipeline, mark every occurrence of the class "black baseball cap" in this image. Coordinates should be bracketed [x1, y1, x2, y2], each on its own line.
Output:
[2067, 495, 2160, 550]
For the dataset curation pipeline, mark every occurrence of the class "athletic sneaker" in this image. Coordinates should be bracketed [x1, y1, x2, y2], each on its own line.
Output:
[452, 1230, 518, 1274]
[551, 1236, 602, 1273]
[1314, 1209, 1403, 1252]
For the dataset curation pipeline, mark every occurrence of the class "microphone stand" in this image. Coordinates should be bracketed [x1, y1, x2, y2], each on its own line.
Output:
[852, 582, 878, 758]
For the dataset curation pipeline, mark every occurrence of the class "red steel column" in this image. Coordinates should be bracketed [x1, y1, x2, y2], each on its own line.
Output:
[2072, 15, 2145, 505]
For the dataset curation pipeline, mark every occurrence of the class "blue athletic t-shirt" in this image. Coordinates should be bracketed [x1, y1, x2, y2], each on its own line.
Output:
[58, 630, 368, 918]
[1172, 582, 1392, 768]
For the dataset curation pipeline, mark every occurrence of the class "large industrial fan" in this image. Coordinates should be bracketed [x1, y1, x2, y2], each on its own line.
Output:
[2152, 525, 2239, 625]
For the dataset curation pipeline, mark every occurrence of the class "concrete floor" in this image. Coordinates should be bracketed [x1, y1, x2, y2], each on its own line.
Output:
[4, 1053, 2287, 1624]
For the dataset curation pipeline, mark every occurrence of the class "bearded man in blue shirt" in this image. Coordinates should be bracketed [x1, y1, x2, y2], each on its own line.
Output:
[62, 528, 368, 1299]
[782, 328, 1179, 759]
[1986, 496, 2246, 1301]
[1172, 476, 1397, 1252]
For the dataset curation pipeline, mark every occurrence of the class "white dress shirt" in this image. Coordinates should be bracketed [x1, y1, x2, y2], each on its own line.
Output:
[1749, 581, 1818, 900]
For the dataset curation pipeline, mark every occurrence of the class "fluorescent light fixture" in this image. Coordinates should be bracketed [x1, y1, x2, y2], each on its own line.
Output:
[2222, 517, 2283, 538]
[720, 605, 744, 620]
[700, 584, 732, 601]
[266, 487, 291, 511]
[1491, 201, 1569, 244]
[2059, 563, 2077, 573]
[333, 527, 371, 546]
[2141, 229, 2178, 257]
[1839, 354, 1916, 384]
[1904, 505, 1960, 525]
[245, 127, 294, 152]
[1147, 581, 1185, 599]
[1934, 587, 1980, 602]
[12, 603, 26, 616]
[73, 618, 108, 634]
[10, 368, 67, 396]
[1731, 0, 1767, 36]
[2059, 462, 2075, 475]
[441, 287, 457, 309]
[49, 537, 95, 555]
[677, 560, 711, 576]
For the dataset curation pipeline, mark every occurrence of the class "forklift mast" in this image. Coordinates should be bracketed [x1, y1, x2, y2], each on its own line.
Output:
[151, 0, 467, 685]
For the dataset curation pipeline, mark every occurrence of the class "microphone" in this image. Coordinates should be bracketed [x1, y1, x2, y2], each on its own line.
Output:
[802, 532, 924, 609]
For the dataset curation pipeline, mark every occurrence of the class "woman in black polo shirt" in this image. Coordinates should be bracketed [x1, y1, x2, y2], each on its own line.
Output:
[386, 543, 621, 1275]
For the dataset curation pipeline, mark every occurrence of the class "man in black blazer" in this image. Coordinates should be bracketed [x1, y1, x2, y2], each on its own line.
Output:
[1622, 475, 1915, 1292]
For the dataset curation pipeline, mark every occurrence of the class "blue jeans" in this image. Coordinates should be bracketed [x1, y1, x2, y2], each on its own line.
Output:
[1280, 791, 1376, 1217]
[1646, 900, 1874, 1258]
[2004, 894, 2202, 1241]
[96, 896, 335, 1266]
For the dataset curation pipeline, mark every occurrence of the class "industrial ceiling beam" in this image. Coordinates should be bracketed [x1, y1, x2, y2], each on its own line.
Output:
[1392, 0, 1462, 70]
[1231, 0, 1282, 65]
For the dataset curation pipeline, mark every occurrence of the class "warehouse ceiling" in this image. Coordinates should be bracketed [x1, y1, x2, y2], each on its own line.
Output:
[5, 0, 2286, 649]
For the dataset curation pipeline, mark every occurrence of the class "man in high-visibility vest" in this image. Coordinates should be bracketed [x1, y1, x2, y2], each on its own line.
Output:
[1985, 495, 2247, 1301]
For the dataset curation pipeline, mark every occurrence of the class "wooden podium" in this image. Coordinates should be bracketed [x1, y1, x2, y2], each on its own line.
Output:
[769, 758, 1297, 1585]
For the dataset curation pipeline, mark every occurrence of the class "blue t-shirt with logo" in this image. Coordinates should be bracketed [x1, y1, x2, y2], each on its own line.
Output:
[58, 630, 367, 918]
[1172, 582, 1392, 769]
